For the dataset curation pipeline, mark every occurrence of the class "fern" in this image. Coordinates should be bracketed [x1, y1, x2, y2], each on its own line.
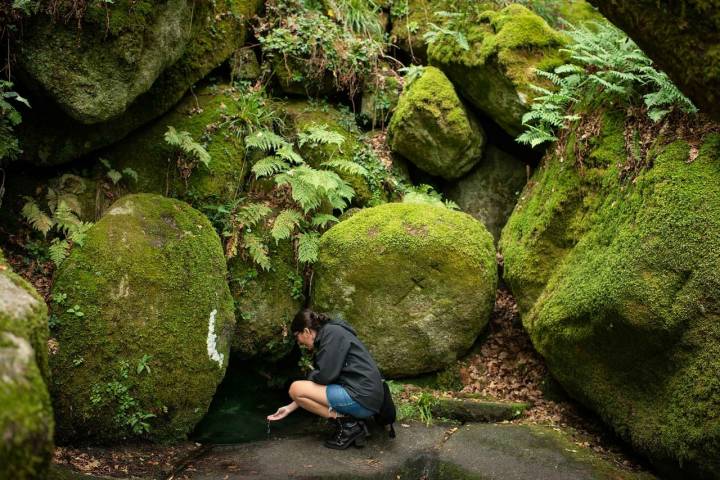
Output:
[275, 166, 353, 213]
[321, 159, 368, 176]
[164, 126, 211, 167]
[21, 198, 53, 236]
[53, 201, 80, 235]
[252, 156, 291, 178]
[271, 209, 303, 242]
[402, 184, 458, 210]
[297, 232, 320, 264]
[311, 213, 339, 228]
[517, 21, 696, 148]
[48, 239, 70, 266]
[235, 202, 272, 228]
[245, 129, 288, 152]
[398, 65, 425, 89]
[243, 232, 271, 271]
[298, 124, 346, 147]
[276, 144, 305, 165]
[67, 222, 93, 247]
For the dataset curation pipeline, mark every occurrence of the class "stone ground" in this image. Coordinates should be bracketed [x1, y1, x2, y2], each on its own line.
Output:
[167, 422, 656, 480]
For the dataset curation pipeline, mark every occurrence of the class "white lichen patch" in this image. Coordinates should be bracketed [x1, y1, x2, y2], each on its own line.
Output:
[107, 202, 135, 216]
[206, 309, 224, 368]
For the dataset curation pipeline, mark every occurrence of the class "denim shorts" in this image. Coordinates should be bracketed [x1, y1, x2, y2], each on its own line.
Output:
[326, 384, 375, 418]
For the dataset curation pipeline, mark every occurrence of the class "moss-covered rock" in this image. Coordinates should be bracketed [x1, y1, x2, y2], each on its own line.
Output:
[18, 0, 195, 124]
[229, 232, 302, 361]
[445, 145, 528, 242]
[500, 110, 720, 477]
[50, 194, 234, 443]
[101, 83, 247, 206]
[18, 0, 262, 165]
[313, 203, 497, 377]
[387, 67, 485, 180]
[587, 0, 720, 122]
[428, 5, 566, 137]
[0, 250, 54, 479]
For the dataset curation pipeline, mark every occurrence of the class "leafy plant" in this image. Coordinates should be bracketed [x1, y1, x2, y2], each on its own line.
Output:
[398, 65, 425, 90]
[100, 158, 138, 186]
[417, 391, 438, 426]
[326, 0, 383, 38]
[21, 178, 94, 266]
[517, 22, 697, 148]
[401, 184, 459, 210]
[164, 126, 211, 183]
[423, 11, 470, 51]
[0, 80, 30, 163]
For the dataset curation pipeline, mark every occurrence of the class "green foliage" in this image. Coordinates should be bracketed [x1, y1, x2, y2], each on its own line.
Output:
[423, 12, 470, 52]
[220, 82, 284, 136]
[398, 65, 425, 90]
[401, 184, 459, 210]
[256, 0, 385, 97]
[164, 126, 211, 180]
[271, 209, 303, 242]
[0, 80, 30, 163]
[100, 158, 138, 186]
[298, 123, 346, 148]
[287, 270, 305, 301]
[89, 359, 157, 437]
[21, 181, 95, 266]
[297, 231, 320, 264]
[417, 392, 437, 426]
[517, 22, 697, 148]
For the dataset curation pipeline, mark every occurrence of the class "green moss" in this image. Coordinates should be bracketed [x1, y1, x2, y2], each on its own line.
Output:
[19, 0, 262, 165]
[313, 202, 497, 377]
[50, 194, 235, 443]
[0, 251, 54, 479]
[102, 83, 247, 207]
[427, 4, 567, 136]
[387, 66, 485, 180]
[501, 111, 720, 476]
[228, 227, 301, 361]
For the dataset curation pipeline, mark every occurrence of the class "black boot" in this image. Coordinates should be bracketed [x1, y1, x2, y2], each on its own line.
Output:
[324, 417, 368, 450]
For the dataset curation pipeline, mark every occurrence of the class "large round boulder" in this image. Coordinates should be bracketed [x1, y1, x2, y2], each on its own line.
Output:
[17, 0, 262, 165]
[0, 251, 54, 479]
[501, 110, 720, 477]
[50, 194, 234, 443]
[388, 66, 485, 180]
[312, 202, 497, 377]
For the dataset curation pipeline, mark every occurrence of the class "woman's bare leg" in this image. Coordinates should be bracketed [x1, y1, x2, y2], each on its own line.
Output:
[289, 380, 341, 419]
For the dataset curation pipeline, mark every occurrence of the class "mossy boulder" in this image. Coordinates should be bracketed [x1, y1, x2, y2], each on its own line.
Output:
[101, 83, 247, 206]
[313, 203, 497, 377]
[587, 0, 720, 122]
[428, 5, 566, 137]
[18, 0, 262, 165]
[0, 251, 54, 479]
[229, 232, 302, 361]
[445, 145, 528, 242]
[387, 66, 486, 180]
[18, 0, 195, 124]
[50, 194, 234, 443]
[500, 110, 720, 477]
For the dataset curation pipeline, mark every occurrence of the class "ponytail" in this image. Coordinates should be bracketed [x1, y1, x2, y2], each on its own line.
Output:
[291, 308, 330, 334]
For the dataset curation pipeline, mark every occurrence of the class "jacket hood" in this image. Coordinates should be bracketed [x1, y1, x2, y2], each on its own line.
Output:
[314, 318, 357, 348]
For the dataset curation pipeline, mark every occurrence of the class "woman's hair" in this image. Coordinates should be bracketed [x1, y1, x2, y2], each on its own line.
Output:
[291, 308, 331, 334]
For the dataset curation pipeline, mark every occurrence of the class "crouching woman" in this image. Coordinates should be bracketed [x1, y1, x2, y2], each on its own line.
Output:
[267, 308, 384, 449]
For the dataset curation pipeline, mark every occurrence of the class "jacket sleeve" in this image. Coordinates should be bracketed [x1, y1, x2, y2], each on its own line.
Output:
[307, 327, 351, 385]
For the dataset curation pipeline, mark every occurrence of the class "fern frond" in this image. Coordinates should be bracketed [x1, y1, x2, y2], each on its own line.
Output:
[321, 159, 368, 176]
[165, 126, 211, 167]
[245, 129, 287, 152]
[122, 168, 139, 182]
[68, 221, 94, 247]
[49, 239, 70, 266]
[311, 214, 339, 228]
[271, 209, 303, 242]
[53, 201, 80, 235]
[252, 156, 290, 178]
[298, 124, 346, 147]
[235, 202, 272, 227]
[243, 233, 271, 271]
[276, 144, 305, 165]
[21, 198, 53, 236]
[297, 232, 320, 264]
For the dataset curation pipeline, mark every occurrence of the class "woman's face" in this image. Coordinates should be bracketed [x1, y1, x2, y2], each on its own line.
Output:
[295, 327, 316, 350]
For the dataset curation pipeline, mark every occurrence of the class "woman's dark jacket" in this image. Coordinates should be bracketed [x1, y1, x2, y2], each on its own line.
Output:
[308, 319, 384, 413]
